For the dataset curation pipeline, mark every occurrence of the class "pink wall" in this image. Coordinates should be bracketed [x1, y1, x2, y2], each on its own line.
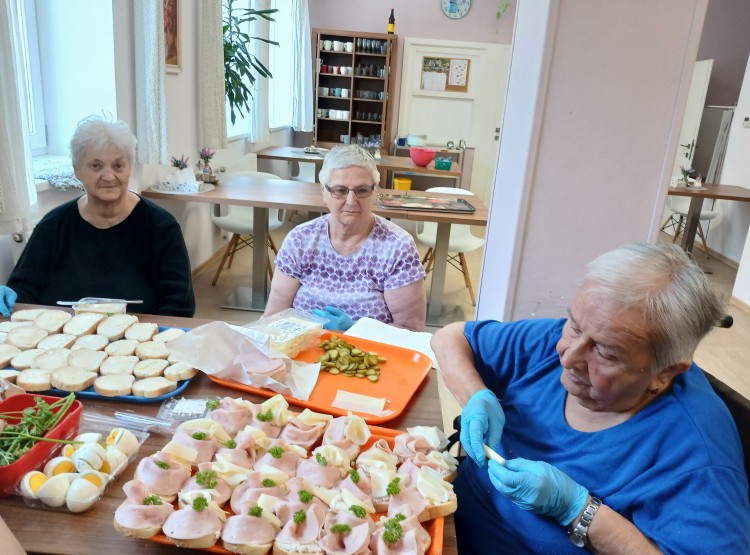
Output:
[308, 0, 515, 134]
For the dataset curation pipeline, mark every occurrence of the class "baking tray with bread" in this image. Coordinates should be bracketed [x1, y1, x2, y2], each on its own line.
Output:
[0, 308, 196, 402]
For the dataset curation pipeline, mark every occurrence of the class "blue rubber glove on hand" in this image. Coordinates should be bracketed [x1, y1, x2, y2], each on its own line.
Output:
[312, 306, 355, 331]
[459, 389, 505, 467]
[488, 457, 589, 526]
[0, 286, 17, 318]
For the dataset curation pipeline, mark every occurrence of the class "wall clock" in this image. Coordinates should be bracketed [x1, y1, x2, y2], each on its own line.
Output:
[441, 0, 471, 20]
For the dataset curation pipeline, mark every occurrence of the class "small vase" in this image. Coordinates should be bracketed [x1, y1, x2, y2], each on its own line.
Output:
[202, 162, 213, 182]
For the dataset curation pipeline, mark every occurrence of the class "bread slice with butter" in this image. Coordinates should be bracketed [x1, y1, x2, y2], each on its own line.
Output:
[97, 314, 139, 341]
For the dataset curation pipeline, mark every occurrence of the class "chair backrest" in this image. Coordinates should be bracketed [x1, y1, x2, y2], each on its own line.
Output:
[425, 186, 475, 197]
[704, 371, 750, 503]
[666, 194, 692, 214]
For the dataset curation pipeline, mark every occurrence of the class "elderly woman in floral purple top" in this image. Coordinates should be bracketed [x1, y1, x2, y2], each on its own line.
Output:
[264, 145, 426, 331]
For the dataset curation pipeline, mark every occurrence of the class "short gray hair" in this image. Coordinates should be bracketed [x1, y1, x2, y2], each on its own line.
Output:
[70, 115, 137, 169]
[582, 243, 724, 370]
[318, 145, 380, 186]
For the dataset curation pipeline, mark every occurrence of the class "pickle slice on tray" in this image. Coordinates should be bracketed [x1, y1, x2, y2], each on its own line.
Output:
[317, 335, 387, 382]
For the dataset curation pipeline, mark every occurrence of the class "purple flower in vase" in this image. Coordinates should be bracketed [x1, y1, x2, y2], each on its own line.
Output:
[170, 155, 189, 170]
[679, 164, 695, 184]
[199, 147, 216, 164]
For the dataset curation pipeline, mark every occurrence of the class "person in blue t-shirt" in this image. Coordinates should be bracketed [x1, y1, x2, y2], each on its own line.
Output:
[432, 242, 750, 553]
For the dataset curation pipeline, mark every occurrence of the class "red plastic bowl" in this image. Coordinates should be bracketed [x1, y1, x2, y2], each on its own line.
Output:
[0, 394, 83, 496]
[409, 147, 435, 167]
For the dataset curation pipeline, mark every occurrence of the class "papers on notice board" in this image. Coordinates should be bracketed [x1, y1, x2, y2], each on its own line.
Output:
[345, 318, 439, 370]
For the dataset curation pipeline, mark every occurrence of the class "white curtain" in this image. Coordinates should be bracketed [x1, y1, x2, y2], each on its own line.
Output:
[199, 0, 227, 148]
[707, 108, 734, 183]
[0, 0, 36, 240]
[291, 0, 313, 132]
[248, 0, 271, 143]
[133, 0, 167, 164]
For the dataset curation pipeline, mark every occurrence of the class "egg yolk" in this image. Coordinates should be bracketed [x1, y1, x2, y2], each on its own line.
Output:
[50, 459, 76, 475]
[28, 472, 47, 493]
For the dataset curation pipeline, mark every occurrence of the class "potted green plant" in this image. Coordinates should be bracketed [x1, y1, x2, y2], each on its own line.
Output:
[223, 0, 279, 124]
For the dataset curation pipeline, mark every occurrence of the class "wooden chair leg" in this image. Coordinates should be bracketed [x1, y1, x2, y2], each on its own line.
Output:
[423, 248, 435, 275]
[458, 252, 476, 306]
[421, 247, 433, 266]
[697, 221, 711, 258]
[212, 234, 239, 286]
[266, 256, 274, 281]
[672, 215, 684, 244]
[227, 234, 245, 269]
[268, 234, 279, 255]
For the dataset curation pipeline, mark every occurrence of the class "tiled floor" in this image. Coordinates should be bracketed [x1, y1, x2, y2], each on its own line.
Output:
[191, 223, 746, 435]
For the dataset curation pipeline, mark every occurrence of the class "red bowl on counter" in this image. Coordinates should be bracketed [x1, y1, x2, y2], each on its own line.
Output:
[409, 147, 435, 167]
[0, 394, 83, 496]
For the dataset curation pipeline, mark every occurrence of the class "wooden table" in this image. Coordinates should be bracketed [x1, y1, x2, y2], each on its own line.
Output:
[143, 177, 489, 324]
[0, 308, 457, 555]
[667, 183, 750, 252]
[256, 145, 463, 187]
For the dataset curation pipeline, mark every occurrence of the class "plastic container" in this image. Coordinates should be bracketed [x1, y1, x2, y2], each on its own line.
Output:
[393, 177, 412, 191]
[73, 302, 127, 316]
[0, 394, 83, 496]
[410, 147, 435, 167]
[241, 308, 327, 358]
[434, 157, 453, 171]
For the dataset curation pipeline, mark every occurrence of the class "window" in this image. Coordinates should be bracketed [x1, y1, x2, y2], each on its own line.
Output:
[16, 0, 47, 154]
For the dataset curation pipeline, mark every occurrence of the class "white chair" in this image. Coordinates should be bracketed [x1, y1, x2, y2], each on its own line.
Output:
[661, 195, 719, 257]
[211, 171, 287, 285]
[416, 187, 485, 305]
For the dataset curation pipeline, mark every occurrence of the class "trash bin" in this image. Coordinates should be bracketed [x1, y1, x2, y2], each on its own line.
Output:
[393, 177, 412, 191]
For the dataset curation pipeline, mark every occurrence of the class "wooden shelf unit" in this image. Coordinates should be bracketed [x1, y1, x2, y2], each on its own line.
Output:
[313, 28, 397, 153]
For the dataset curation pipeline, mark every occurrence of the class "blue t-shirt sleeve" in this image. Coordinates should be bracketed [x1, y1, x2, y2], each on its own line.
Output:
[464, 318, 566, 397]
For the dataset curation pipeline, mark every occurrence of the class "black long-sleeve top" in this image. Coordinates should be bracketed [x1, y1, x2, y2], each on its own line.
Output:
[8, 195, 195, 317]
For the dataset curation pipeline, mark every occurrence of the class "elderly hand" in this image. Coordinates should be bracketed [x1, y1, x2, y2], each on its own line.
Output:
[460, 389, 505, 467]
[312, 306, 355, 331]
[0, 286, 17, 318]
[488, 457, 589, 526]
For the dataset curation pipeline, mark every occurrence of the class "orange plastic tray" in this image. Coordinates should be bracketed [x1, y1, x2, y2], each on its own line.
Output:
[147, 425, 444, 554]
[207, 332, 432, 424]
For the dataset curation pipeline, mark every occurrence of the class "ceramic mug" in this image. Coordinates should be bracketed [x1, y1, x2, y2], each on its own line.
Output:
[341, 110, 350, 120]
[344, 66, 352, 76]
[319, 86, 329, 96]
[333, 40, 343, 52]
[330, 66, 339, 75]
[341, 88, 349, 98]
[333, 87, 342, 97]
[323, 40, 333, 50]
[345, 42, 353, 53]
[321, 64, 329, 73]
[340, 134, 350, 144]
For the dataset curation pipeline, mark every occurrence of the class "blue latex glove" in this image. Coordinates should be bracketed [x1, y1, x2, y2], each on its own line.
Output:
[312, 306, 355, 331]
[459, 389, 505, 467]
[0, 286, 17, 318]
[488, 457, 589, 526]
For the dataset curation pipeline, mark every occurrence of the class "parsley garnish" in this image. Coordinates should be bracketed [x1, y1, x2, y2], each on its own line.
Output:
[293, 509, 306, 524]
[330, 524, 351, 535]
[261, 478, 277, 487]
[349, 468, 360, 483]
[196, 470, 218, 489]
[315, 452, 328, 466]
[191, 431, 207, 440]
[386, 477, 401, 496]
[383, 514, 405, 544]
[192, 497, 209, 511]
[299, 490, 312, 503]
[268, 446, 284, 459]
[349, 505, 366, 518]
[249, 506, 263, 517]
[206, 399, 220, 411]
[224, 438, 236, 449]
[143, 495, 162, 505]
[155, 460, 170, 469]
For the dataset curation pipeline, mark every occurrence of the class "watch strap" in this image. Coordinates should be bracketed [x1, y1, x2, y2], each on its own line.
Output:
[569, 496, 602, 547]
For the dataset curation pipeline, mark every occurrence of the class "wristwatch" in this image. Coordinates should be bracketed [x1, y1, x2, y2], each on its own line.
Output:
[569, 496, 602, 547]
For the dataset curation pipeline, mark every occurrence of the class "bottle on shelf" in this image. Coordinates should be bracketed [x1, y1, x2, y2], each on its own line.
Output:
[388, 9, 395, 34]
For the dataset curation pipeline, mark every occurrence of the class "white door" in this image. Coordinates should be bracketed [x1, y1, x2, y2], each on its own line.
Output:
[398, 38, 511, 203]
[671, 59, 713, 177]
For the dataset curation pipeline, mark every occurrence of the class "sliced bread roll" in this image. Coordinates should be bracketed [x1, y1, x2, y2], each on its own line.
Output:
[16, 369, 52, 391]
[124, 322, 159, 342]
[97, 314, 139, 341]
[33, 310, 72, 333]
[100, 355, 139, 375]
[0, 368, 21, 383]
[71, 334, 110, 351]
[63, 312, 107, 337]
[152, 328, 185, 343]
[0, 344, 22, 367]
[6, 325, 48, 350]
[94, 374, 135, 397]
[37, 333, 77, 350]
[10, 308, 49, 322]
[105, 339, 140, 357]
[418, 491, 459, 521]
[164, 362, 198, 382]
[132, 376, 176, 398]
[10, 348, 44, 370]
[32, 348, 72, 370]
[133, 359, 169, 379]
[0, 321, 33, 333]
[135, 341, 169, 360]
[68, 348, 108, 372]
[50, 367, 98, 391]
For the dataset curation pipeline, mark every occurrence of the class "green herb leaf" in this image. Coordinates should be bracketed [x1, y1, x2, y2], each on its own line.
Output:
[349, 505, 366, 518]
[261, 478, 277, 487]
[155, 460, 171, 470]
[206, 399, 220, 411]
[383, 515, 405, 544]
[299, 490, 312, 503]
[268, 446, 284, 459]
[224, 438, 237, 449]
[349, 468, 360, 484]
[196, 470, 218, 489]
[191, 431, 207, 440]
[249, 506, 263, 517]
[386, 477, 401, 496]
[143, 495, 163, 505]
[330, 523, 352, 535]
[256, 409, 274, 422]
[315, 452, 327, 466]
[192, 496, 209, 511]
[293, 509, 306, 524]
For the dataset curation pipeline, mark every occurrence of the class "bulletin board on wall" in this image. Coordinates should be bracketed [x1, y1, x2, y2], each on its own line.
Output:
[420, 56, 471, 93]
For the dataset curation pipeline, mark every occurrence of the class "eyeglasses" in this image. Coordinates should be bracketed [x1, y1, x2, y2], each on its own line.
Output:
[324, 184, 376, 199]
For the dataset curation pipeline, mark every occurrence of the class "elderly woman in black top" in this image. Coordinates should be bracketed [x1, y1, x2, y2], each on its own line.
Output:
[0, 115, 195, 317]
